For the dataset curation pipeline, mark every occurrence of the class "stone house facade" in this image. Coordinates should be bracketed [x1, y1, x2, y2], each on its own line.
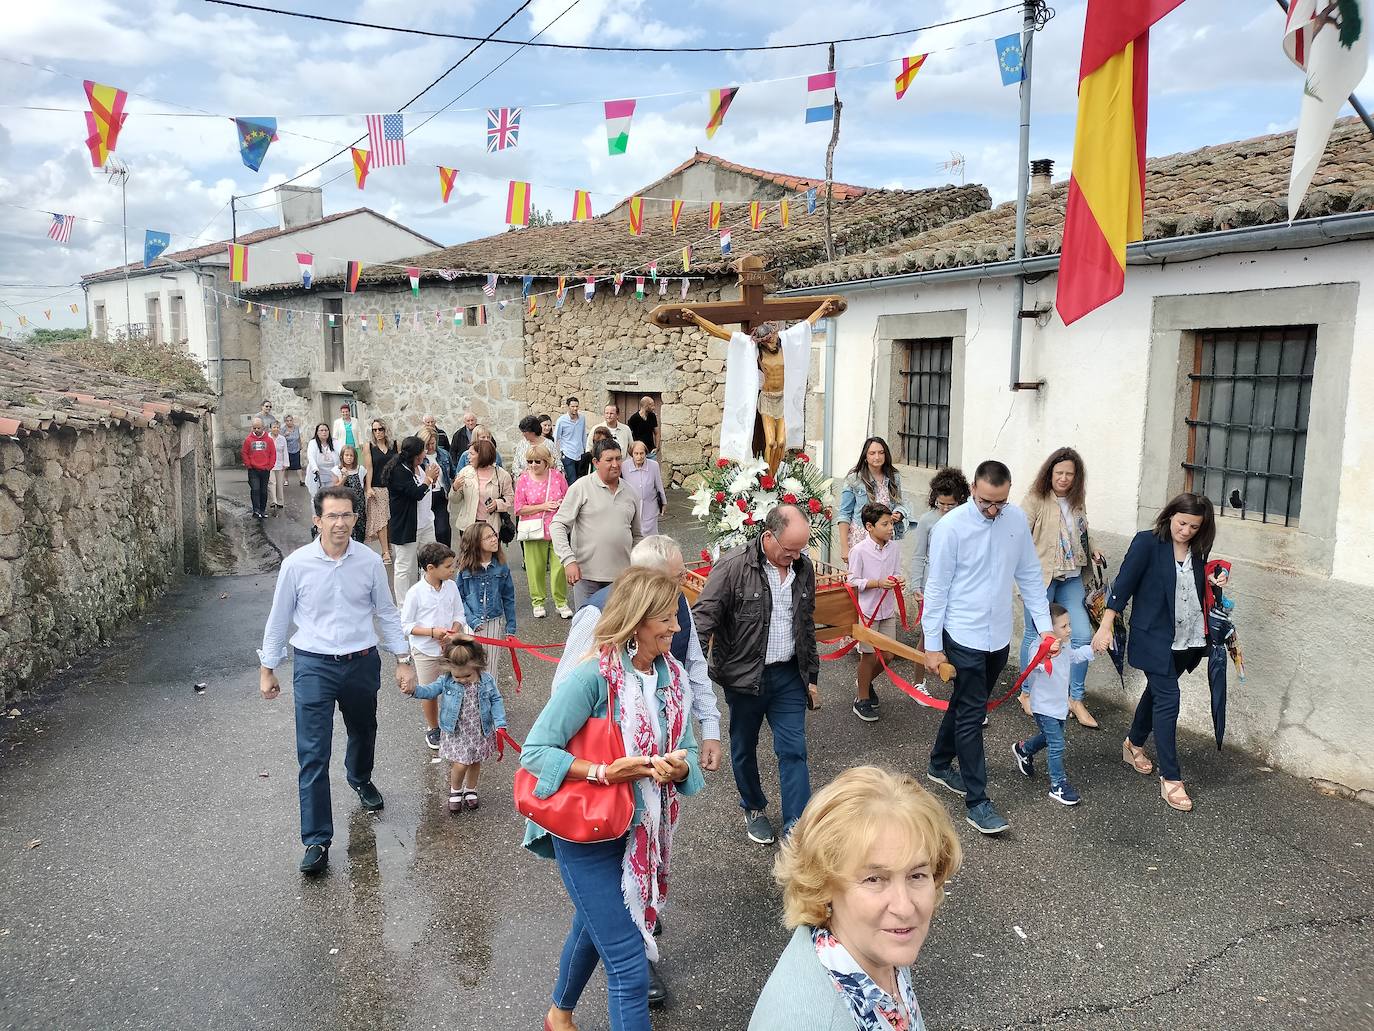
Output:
[780, 120, 1374, 792]
[0, 343, 216, 705]
[247, 154, 990, 481]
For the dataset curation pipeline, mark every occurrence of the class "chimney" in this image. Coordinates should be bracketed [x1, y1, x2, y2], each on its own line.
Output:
[1030, 158, 1054, 196]
[276, 185, 324, 229]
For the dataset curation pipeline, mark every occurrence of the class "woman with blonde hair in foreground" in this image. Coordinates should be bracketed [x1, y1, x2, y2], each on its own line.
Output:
[750, 766, 962, 1031]
[521, 566, 705, 1031]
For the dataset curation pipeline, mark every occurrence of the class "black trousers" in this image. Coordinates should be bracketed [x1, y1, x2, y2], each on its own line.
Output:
[929, 632, 1009, 809]
[246, 467, 270, 516]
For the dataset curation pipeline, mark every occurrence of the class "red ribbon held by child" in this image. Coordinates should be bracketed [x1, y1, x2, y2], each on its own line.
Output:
[871, 631, 1057, 713]
[467, 633, 568, 693]
[494, 726, 522, 760]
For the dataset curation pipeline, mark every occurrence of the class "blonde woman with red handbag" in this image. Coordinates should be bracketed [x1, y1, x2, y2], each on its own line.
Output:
[518, 567, 705, 1031]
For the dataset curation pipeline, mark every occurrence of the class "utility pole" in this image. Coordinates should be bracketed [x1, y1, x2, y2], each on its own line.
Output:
[1007, 0, 1040, 391]
[104, 159, 132, 339]
[823, 42, 843, 262]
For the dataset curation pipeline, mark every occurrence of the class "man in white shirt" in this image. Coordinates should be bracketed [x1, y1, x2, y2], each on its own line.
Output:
[332, 402, 364, 453]
[258, 485, 417, 875]
[553, 534, 722, 1009]
[591, 402, 633, 455]
[921, 459, 1057, 836]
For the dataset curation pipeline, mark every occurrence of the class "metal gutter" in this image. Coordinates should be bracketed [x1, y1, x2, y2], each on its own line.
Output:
[778, 210, 1374, 296]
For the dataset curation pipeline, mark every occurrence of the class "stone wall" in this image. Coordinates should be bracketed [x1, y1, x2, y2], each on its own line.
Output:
[255, 284, 525, 456]
[522, 282, 729, 484]
[0, 417, 216, 704]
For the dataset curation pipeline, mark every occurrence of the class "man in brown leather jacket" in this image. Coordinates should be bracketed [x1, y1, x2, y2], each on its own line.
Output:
[692, 504, 819, 845]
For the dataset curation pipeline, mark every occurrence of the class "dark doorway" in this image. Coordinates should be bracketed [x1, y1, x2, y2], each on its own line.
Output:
[612, 390, 662, 454]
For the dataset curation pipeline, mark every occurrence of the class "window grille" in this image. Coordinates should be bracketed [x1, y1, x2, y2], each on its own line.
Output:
[324, 298, 345, 372]
[1184, 326, 1315, 526]
[897, 338, 953, 468]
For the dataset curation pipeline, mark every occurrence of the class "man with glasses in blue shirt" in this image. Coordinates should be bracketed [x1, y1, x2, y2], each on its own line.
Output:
[921, 460, 1058, 835]
[258, 485, 417, 874]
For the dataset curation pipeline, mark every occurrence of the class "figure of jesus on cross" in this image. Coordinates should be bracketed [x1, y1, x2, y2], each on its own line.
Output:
[646, 256, 846, 474]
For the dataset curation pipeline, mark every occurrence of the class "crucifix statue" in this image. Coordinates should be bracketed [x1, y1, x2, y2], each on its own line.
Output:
[645, 255, 846, 473]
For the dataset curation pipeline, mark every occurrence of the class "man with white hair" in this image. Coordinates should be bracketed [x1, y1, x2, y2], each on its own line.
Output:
[552, 533, 722, 1011]
[449, 410, 478, 462]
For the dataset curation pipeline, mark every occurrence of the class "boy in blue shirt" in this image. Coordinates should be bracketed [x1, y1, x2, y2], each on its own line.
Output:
[1012, 603, 1097, 806]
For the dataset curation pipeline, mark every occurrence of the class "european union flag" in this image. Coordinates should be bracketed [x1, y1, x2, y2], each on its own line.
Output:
[235, 117, 278, 172]
[995, 33, 1025, 86]
[143, 230, 171, 268]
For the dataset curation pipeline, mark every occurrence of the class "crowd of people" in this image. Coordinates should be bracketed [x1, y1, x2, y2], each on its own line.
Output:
[253, 397, 1223, 1031]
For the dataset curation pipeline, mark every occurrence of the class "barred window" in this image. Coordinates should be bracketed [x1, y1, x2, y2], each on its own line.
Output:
[898, 338, 952, 468]
[1185, 326, 1315, 526]
[323, 298, 345, 372]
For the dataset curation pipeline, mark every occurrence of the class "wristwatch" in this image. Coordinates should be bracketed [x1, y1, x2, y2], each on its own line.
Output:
[396, 654, 413, 665]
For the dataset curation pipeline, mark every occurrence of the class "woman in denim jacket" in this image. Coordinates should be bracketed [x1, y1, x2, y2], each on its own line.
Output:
[454, 522, 518, 686]
[837, 437, 908, 563]
[405, 639, 506, 812]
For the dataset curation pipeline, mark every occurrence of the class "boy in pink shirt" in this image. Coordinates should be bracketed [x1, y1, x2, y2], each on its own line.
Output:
[846, 503, 904, 723]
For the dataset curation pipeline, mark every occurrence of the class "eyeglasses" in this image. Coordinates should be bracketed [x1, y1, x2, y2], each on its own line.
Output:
[319, 512, 358, 523]
[972, 495, 1006, 515]
[373, 427, 386, 433]
[935, 500, 959, 513]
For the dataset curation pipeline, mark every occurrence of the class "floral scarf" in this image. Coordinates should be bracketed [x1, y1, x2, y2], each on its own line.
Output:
[601, 647, 687, 963]
[812, 926, 924, 1031]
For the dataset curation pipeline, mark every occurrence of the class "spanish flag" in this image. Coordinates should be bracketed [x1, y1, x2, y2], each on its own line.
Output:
[507, 180, 531, 226]
[627, 196, 643, 236]
[572, 190, 593, 222]
[83, 81, 128, 167]
[1055, 0, 1186, 325]
[352, 147, 370, 190]
[346, 260, 362, 293]
[227, 243, 249, 283]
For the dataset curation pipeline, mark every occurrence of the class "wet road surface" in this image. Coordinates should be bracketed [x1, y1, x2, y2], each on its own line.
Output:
[1, 475, 1372, 1030]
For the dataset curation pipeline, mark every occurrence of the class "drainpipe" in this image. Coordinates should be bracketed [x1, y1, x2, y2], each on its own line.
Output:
[1007, 0, 1043, 392]
[820, 316, 837, 564]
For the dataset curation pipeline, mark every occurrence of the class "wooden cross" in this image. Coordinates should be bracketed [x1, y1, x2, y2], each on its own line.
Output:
[644, 254, 846, 333]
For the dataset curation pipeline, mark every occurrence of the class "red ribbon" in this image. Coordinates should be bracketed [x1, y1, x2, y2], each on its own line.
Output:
[818, 584, 913, 661]
[868, 631, 1058, 714]
[494, 726, 522, 760]
[469, 633, 567, 694]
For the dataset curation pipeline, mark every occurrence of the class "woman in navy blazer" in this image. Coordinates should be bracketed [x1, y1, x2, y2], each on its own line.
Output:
[1093, 493, 1216, 813]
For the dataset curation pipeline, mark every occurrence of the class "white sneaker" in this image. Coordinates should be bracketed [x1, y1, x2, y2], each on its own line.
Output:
[532, 605, 547, 618]
[556, 605, 574, 619]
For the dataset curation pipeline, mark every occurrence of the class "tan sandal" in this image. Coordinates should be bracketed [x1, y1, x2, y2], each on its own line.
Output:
[1068, 699, 1099, 729]
[1160, 777, 1193, 812]
[1122, 738, 1153, 775]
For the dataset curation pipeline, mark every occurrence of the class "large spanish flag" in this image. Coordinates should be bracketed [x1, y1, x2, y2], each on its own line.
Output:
[1055, 0, 1187, 325]
[227, 243, 249, 284]
[506, 180, 531, 226]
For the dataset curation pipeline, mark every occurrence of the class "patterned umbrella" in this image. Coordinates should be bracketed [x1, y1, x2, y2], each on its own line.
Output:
[1084, 558, 1128, 687]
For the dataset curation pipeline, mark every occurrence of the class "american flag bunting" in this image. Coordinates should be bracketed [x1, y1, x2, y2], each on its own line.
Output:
[47, 213, 75, 243]
[366, 114, 406, 167]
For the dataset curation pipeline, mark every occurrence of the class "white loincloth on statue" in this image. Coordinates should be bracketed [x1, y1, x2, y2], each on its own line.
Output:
[719, 321, 813, 460]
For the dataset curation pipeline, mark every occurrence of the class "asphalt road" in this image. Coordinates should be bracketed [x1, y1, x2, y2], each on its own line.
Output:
[1, 473, 1371, 1031]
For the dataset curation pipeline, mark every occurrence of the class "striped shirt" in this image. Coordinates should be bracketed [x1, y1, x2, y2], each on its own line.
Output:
[764, 561, 796, 664]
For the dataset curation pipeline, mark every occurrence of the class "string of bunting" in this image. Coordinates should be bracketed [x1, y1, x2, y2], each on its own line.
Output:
[40, 30, 1025, 179]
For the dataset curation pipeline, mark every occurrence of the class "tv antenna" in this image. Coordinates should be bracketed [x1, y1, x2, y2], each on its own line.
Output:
[938, 151, 966, 185]
[103, 158, 133, 338]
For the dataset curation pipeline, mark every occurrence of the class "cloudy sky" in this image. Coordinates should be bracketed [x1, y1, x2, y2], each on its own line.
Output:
[0, 0, 1342, 330]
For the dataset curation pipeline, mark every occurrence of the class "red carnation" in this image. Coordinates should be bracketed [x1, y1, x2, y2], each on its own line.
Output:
[759, 474, 776, 490]
[700, 549, 711, 561]
[782, 492, 798, 504]
[797, 452, 811, 463]
[716, 458, 731, 468]
[714, 491, 726, 503]
[744, 514, 755, 526]
[736, 498, 749, 512]
[807, 498, 822, 514]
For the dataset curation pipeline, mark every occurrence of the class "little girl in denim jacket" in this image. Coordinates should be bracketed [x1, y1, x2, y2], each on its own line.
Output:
[455, 521, 518, 684]
[405, 639, 507, 812]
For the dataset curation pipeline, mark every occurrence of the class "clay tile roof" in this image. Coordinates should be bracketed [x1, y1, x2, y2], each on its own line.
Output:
[785, 117, 1374, 288]
[606, 150, 869, 214]
[80, 208, 441, 282]
[265, 183, 992, 294]
[0, 342, 215, 439]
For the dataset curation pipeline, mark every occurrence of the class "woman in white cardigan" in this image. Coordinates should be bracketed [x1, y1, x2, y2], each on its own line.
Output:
[305, 423, 339, 502]
[750, 767, 961, 1031]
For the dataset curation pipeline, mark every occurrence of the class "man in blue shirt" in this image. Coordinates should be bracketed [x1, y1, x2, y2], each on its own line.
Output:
[553, 396, 587, 485]
[921, 460, 1056, 835]
[258, 485, 417, 874]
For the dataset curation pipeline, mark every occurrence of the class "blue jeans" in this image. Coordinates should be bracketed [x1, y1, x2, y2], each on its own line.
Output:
[1021, 574, 1091, 700]
[562, 456, 580, 485]
[929, 633, 1009, 810]
[726, 660, 811, 833]
[551, 835, 649, 1031]
[292, 649, 381, 846]
[1024, 712, 1068, 786]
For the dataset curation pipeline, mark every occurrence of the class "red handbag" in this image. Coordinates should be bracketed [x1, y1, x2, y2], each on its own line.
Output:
[513, 679, 635, 843]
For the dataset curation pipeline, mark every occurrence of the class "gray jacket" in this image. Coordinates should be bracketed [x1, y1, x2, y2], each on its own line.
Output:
[749, 927, 926, 1031]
